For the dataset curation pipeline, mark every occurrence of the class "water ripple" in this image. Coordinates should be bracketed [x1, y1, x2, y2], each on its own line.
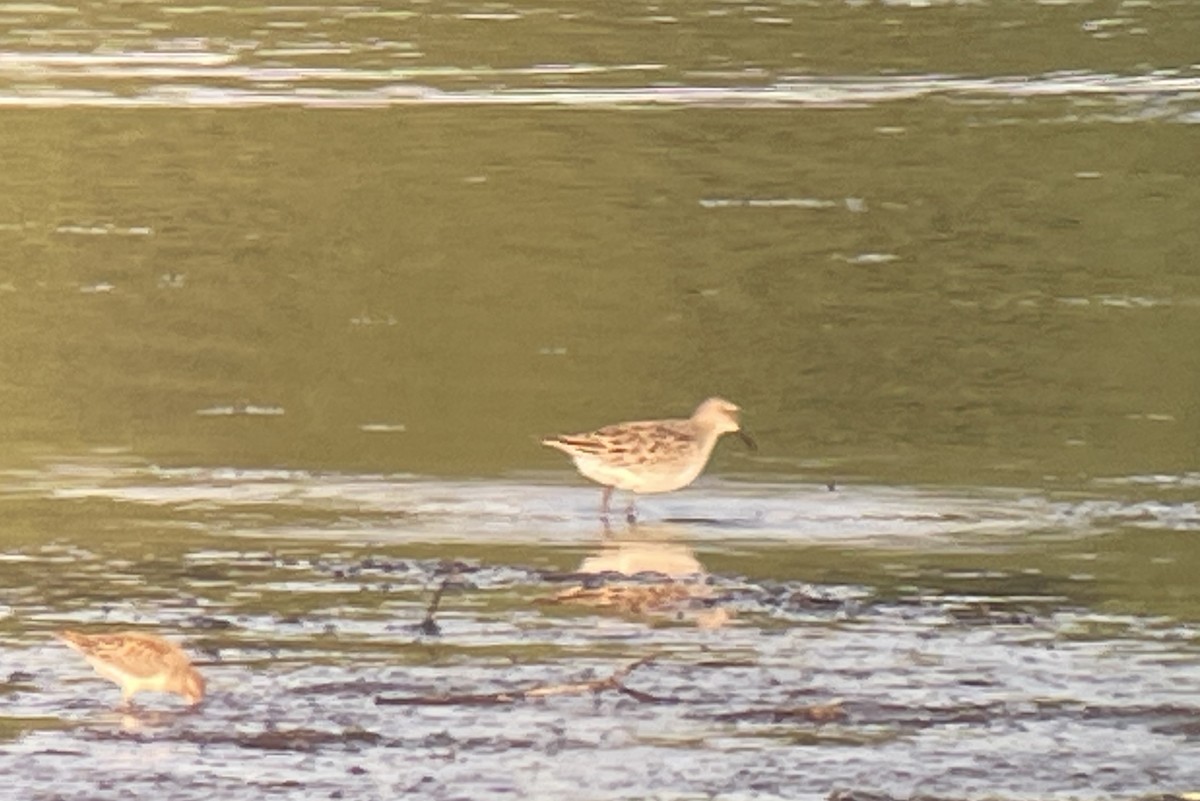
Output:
[0, 61, 1195, 114]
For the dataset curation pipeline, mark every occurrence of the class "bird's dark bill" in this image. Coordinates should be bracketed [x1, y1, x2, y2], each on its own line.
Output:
[737, 430, 758, 452]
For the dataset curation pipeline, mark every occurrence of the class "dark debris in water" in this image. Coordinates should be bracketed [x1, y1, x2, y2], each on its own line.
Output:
[832, 793, 1200, 801]
[250, 550, 1065, 632]
[87, 725, 384, 753]
[231, 727, 383, 752]
[375, 656, 671, 707]
[8, 536, 1200, 799]
[711, 702, 847, 724]
[829, 791, 969, 801]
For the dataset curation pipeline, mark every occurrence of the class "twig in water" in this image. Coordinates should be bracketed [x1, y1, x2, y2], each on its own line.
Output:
[416, 577, 451, 636]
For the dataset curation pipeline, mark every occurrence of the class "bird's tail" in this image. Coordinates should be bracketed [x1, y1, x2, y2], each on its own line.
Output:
[54, 629, 90, 652]
[541, 435, 605, 455]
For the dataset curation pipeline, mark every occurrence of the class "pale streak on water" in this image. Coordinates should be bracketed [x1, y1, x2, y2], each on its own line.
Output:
[4, 460, 1199, 543]
[0, 1, 1196, 117]
[1, 64, 1197, 114]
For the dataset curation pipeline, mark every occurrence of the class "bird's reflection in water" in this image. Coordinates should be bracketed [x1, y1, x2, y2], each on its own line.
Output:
[578, 524, 706, 578]
[560, 526, 732, 628]
[114, 706, 196, 732]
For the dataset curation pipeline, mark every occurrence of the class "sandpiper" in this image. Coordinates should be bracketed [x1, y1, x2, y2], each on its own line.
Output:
[542, 397, 756, 521]
[55, 630, 206, 708]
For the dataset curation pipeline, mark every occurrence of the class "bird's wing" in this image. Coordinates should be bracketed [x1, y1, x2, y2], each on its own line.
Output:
[544, 420, 696, 467]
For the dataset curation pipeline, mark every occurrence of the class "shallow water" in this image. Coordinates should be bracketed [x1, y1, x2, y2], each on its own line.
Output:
[2, 0, 1200, 798]
[2, 460, 1199, 799]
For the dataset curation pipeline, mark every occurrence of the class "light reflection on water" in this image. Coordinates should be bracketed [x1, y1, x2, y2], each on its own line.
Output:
[6, 457, 1199, 544]
[0, 0, 1196, 115]
[0, 67, 1198, 114]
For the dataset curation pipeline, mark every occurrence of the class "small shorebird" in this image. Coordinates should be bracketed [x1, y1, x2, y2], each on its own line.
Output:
[55, 630, 206, 709]
[542, 397, 756, 522]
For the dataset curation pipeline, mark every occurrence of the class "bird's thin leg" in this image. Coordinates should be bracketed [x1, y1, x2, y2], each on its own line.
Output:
[600, 486, 613, 521]
[624, 498, 638, 526]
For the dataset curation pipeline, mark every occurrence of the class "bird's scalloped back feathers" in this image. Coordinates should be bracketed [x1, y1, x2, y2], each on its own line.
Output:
[602, 422, 697, 466]
[56, 630, 189, 678]
[544, 421, 698, 467]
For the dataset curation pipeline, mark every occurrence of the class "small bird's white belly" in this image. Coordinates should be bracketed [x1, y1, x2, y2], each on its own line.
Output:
[573, 454, 709, 494]
[86, 656, 166, 695]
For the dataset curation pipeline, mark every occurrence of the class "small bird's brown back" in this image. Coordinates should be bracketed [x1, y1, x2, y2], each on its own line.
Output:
[56, 630, 191, 679]
[607, 422, 698, 465]
[545, 420, 696, 465]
